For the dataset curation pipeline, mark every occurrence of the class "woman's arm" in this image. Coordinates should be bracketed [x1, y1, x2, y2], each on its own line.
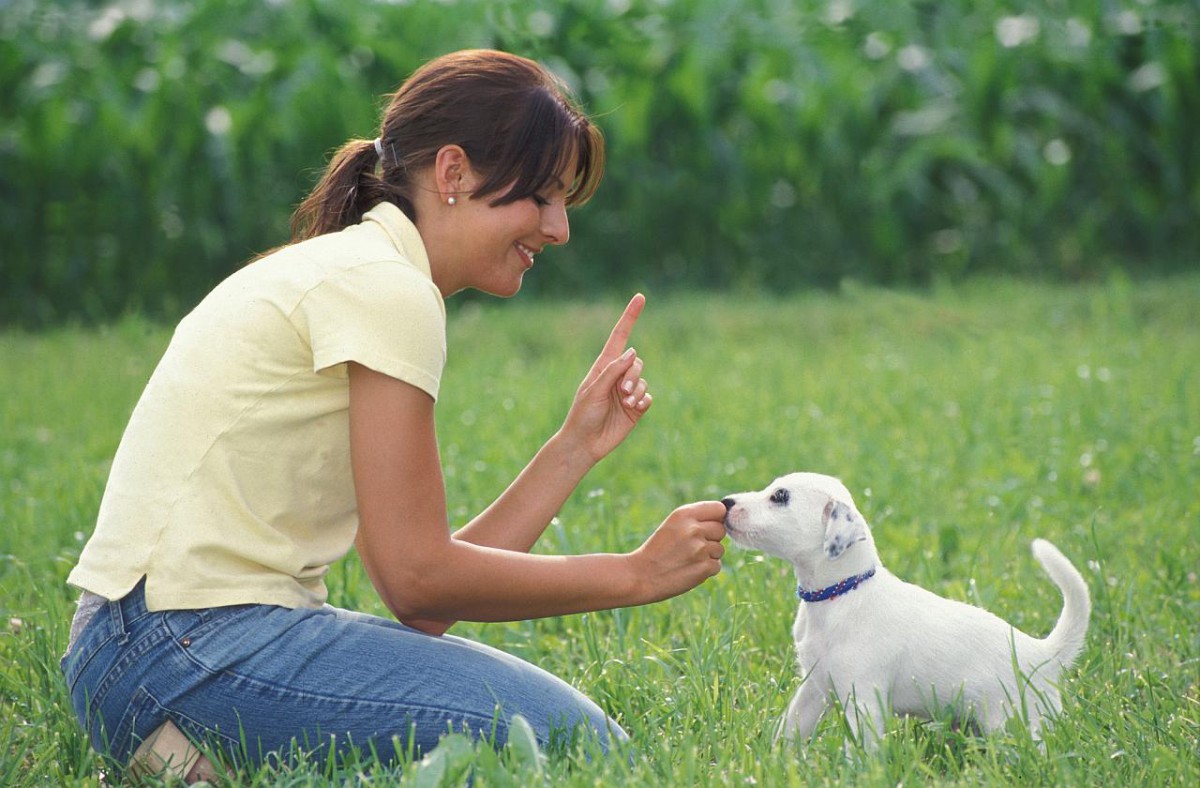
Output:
[348, 361, 725, 634]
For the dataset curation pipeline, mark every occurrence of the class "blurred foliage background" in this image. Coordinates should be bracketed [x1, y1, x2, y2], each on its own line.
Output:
[1, 0, 1197, 326]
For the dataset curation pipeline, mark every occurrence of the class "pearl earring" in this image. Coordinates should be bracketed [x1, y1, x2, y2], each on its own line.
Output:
[447, 196, 457, 206]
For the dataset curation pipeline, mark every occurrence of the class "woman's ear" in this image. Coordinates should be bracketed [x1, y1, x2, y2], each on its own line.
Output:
[432, 145, 475, 203]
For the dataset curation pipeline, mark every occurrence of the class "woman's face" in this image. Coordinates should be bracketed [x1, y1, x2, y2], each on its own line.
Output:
[453, 178, 571, 298]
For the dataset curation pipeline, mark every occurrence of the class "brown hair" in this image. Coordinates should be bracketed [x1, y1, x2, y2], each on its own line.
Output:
[290, 49, 605, 241]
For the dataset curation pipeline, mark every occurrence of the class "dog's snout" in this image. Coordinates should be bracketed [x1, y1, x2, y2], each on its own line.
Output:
[721, 497, 735, 512]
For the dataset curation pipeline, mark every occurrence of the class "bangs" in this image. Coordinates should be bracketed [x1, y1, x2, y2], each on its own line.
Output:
[475, 87, 605, 208]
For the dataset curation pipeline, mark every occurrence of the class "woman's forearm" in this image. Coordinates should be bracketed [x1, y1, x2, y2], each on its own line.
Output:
[451, 430, 593, 552]
[377, 542, 644, 623]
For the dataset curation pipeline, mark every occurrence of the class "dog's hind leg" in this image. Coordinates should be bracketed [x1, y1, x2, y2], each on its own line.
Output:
[775, 679, 827, 746]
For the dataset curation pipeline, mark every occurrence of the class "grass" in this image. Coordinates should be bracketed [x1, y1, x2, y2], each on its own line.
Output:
[1, 276, 1198, 785]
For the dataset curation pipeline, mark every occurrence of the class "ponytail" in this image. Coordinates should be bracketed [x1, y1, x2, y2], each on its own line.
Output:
[290, 139, 414, 242]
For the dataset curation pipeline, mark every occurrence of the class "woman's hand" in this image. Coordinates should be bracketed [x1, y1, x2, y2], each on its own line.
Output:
[627, 501, 728, 602]
[560, 293, 654, 464]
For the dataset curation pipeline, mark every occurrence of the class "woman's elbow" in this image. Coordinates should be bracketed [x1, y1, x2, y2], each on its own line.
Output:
[376, 575, 457, 635]
[373, 563, 449, 621]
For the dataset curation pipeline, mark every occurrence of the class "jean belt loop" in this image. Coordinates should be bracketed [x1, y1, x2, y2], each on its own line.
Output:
[110, 595, 130, 646]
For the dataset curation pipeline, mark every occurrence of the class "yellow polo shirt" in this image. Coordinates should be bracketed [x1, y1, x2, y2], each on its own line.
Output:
[67, 202, 446, 611]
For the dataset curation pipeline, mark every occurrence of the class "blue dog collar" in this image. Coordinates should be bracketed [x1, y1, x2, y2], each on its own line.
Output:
[797, 567, 877, 602]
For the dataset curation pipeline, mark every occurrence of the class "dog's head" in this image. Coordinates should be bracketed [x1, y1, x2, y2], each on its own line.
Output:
[722, 472, 870, 566]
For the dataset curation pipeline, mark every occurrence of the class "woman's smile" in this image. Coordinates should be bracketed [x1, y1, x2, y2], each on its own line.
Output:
[514, 241, 538, 269]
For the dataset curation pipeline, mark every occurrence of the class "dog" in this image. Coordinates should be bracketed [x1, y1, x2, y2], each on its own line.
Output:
[722, 472, 1090, 749]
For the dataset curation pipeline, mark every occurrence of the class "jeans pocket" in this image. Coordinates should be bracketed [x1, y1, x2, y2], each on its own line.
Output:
[160, 604, 270, 673]
[107, 685, 168, 766]
[161, 609, 205, 641]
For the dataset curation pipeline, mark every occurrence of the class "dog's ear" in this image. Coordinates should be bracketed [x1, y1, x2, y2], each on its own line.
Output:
[822, 499, 866, 560]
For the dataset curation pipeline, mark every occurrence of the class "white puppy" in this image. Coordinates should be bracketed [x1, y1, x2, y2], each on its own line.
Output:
[722, 472, 1090, 748]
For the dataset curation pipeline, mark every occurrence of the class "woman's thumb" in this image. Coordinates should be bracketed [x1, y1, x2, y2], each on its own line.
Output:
[593, 347, 637, 391]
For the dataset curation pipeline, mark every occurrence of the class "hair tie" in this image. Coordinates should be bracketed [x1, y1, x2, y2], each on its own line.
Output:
[373, 137, 384, 160]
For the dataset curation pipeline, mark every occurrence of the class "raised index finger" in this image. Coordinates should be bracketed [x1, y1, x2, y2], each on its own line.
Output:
[599, 293, 646, 360]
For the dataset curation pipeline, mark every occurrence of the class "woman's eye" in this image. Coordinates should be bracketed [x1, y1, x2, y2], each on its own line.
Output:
[770, 488, 790, 505]
[531, 194, 550, 207]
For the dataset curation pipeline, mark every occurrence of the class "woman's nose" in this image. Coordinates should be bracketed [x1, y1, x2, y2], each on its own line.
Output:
[543, 203, 570, 246]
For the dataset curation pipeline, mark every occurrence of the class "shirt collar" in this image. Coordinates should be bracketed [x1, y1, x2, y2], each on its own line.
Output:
[362, 202, 432, 280]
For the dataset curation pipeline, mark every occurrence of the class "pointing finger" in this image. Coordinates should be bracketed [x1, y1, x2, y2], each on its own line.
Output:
[599, 293, 646, 361]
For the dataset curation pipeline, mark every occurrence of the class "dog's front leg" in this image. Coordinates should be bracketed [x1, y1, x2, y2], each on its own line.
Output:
[775, 678, 827, 746]
[841, 692, 888, 753]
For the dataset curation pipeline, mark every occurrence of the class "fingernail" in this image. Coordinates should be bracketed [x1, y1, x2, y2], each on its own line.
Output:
[622, 347, 635, 360]
[622, 380, 633, 393]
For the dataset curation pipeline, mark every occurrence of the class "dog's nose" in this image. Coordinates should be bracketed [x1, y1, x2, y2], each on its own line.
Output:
[721, 497, 735, 512]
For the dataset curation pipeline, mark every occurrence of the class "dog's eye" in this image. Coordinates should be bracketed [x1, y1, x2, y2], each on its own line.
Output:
[770, 488, 790, 505]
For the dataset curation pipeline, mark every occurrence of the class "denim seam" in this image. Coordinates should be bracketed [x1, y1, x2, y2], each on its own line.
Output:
[155, 632, 508, 731]
[165, 702, 242, 753]
[63, 627, 118, 693]
[206, 667, 509, 731]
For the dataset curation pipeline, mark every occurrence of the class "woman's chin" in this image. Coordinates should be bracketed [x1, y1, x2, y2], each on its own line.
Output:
[476, 275, 524, 299]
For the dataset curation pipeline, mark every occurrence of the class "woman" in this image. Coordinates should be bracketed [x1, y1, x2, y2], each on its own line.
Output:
[61, 49, 727, 777]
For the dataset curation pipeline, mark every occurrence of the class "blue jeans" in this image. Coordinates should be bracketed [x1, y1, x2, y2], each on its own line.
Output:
[61, 580, 627, 769]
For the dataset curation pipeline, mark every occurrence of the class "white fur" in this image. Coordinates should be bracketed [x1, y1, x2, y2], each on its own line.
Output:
[723, 472, 1090, 749]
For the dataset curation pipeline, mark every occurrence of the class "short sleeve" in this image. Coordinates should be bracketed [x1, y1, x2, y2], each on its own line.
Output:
[297, 261, 446, 399]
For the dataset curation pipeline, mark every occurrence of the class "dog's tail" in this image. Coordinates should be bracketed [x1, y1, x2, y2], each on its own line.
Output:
[1032, 538, 1091, 666]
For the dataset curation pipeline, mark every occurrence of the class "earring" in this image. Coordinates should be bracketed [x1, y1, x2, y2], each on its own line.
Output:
[447, 196, 457, 206]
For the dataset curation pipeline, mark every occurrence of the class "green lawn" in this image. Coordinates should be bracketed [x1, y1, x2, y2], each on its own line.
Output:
[2, 276, 1197, 785]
